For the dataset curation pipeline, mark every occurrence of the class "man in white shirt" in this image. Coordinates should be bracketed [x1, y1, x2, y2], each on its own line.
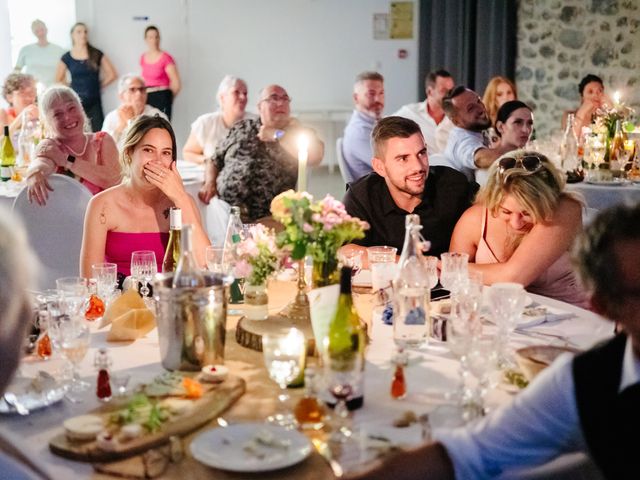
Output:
[101, 74, 167, 145]
[14, 20, 64, 88]
[392, 69, 455, 155]
[441, 86, 512, 182]
[342, 71, 385, 183]
[348, 203, 640, 480]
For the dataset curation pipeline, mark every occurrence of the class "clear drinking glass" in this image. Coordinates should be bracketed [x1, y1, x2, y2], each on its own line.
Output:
[262, 328, 306, 429]
[56, 277, 89, 320]
[338, 249, 363, 277]
[367, 246, 398, 319]
[392, 278, 430, 348]
[440, 252, 469, 293]
[462, 334, 498, 421]
[130, 250, 157, 297]
[91, 262, 117, 305]
[58, 318, 91, 395]
[487, 282, 527, 367]
[424, 256, 439, 291]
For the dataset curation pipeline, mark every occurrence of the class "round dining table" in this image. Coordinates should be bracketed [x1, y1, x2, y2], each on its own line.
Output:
[0, 278, 612, 479]
[567, 180, 640, 211]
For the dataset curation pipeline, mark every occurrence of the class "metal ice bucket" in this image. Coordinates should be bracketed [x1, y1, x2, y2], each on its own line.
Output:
[154, 272, 227, 371]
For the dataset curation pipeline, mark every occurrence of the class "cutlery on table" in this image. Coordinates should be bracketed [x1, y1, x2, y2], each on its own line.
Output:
[513, 328, 579, 347]
[3, 393, 29, 415]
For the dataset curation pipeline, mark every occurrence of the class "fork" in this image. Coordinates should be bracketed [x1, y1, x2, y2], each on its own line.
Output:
[3, 393, 29, 415]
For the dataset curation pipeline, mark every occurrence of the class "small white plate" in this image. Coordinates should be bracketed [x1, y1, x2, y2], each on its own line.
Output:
[0, 377, 65, 414]
[190, 422, 312, 472]
[585, 180, 626, 186]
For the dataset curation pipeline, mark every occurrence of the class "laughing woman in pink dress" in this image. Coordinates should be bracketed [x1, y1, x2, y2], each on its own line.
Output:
[449, 150, 590, 308]
[26, 85, 121, 205]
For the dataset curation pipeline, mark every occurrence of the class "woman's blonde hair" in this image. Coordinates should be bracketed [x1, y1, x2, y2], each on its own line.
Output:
[39, 85, 90, 137]
[482, 76, 517, 126]
[477, 149, 582, 224]
[120, 115, 176, 177]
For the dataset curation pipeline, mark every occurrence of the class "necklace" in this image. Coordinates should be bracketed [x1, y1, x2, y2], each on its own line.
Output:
[66, 134, 89, 157]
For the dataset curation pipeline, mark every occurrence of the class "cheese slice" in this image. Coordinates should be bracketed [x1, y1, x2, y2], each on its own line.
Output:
[63, 414, 104, 441]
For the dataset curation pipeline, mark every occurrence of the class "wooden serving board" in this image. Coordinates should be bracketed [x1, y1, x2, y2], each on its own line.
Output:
[236, 314, 315, 354]
[49, 374, 245, 463]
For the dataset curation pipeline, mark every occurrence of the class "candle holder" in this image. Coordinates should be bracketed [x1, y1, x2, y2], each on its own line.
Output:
[278, 259, 314, 352]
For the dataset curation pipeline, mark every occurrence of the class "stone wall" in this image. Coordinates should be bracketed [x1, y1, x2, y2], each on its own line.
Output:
[516, 0, 640, 138]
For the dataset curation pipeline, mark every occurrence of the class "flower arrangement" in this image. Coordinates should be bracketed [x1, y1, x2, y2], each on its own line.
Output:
[233, 224, 282, 286]
[592, 102, 635, 139]
[270, 190, 369, 286]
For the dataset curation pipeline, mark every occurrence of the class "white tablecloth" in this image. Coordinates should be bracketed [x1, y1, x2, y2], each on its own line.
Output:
[567, 181, 640, 211]
[0, 289, 612, 479]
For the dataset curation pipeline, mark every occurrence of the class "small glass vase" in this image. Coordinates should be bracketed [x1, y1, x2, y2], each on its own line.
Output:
[244, 282, 269, 320]
[311, 257, 340, 288]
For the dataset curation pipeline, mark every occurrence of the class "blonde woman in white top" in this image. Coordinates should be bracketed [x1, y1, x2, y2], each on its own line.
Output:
[182, 75, 256, 164]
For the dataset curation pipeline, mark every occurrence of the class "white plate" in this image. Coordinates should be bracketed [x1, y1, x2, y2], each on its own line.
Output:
[190, 422, 312, 472]
[0, 376, 66, 414]
[585, 180, 626, 186]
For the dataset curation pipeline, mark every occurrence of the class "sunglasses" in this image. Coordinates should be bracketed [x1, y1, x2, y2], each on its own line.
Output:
[498, 155, 543, 177]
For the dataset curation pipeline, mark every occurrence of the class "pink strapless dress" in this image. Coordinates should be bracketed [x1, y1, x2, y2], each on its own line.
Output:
[105, 231, 169, 276]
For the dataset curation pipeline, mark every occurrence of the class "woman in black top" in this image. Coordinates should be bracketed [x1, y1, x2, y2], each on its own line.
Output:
[55, 22, 117, 132]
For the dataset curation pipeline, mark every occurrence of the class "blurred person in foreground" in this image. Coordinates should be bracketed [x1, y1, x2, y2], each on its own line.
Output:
[26, 86, 121, 205]
[101, 74, 166, 145]
[450, 150, 589, 307]
[0, 208, 52, 479]
[348, 203, 640, 480]
[80, 115, 209, 281]
[182, 75, 256, 164]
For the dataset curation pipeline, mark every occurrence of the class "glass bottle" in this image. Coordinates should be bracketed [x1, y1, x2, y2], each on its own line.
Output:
[294, 367, 325, 429]
[223, 206, 245, 309]
[326, 266, 366, 410]
[560, 113, 579, 172]
[1, 125, 16, 182]
[390, 347, 408, 399]
[392, 215, 430, 348]
[172, 224, 205, 288]
[94, 348, 112, 402]
[162, 207, 182, 273]
[36, 314, 52, 360]
[609, 119, 626, 172]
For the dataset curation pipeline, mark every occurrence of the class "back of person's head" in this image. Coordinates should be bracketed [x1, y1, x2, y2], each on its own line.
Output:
[478, 150, 577, 224]
[39, 85, 89, 136]
[425, 69, 453, 90]
[2, 72, 35, 103]
[441, 85, 468, 119]
[578, 74, 604, 97]
[353, 71, 384, 92]
[216, 74, 244, 107]
[120, 115, 177, 176]
[371, 116, 422, 158]
[573, 204, 640, 317]
[117, 73, 145, 94]
[0, 208, 37, 394]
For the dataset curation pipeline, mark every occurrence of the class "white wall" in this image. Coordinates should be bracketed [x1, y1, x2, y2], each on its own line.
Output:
[75, 0, 420, 152]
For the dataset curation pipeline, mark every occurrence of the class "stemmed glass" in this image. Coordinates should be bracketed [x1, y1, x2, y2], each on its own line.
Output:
[131, 251, 157, 297]
[463, 334, 499, 421]
[440, 252, 469, 293]
[262, 328, 306, 429]
[487, 283, 527, 368]
[424, 256, 439, 292]
[58, 316, 91, 395]
[56, 277, 89, 320]
[92, 262, 117, 305]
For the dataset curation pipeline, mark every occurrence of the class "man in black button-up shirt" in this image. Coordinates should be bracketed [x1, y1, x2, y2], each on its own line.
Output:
[343, 116, 476, 257]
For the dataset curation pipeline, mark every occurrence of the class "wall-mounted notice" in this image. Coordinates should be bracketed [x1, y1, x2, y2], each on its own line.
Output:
[390, 1, 413, 39]
[373, 13, 389, 40]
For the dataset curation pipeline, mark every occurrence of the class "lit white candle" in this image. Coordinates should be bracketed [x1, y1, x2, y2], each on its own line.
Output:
[614, 91, 621, 105]
[297, 134, 309, 193]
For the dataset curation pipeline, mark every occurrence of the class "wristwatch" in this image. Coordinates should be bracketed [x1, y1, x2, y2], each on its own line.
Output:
[273, 129, 285, 141]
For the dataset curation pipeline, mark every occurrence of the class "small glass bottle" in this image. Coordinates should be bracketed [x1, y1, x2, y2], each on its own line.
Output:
[560, 113, 579, 172]
[294, 367, 325, 429]
[36, 318, 52, 360]
[162, 207, 182, 273]
[95, 348, 112, 402]
[390, 347, 408, 400]
[224, 206, 245, 309]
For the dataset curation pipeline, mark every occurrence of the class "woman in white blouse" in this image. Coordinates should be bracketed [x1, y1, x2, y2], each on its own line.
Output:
[182, 75, 256, 164]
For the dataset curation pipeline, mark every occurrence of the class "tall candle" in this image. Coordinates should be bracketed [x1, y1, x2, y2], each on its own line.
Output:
[614, 91, 621, 106]
[297, 134, 309, 193]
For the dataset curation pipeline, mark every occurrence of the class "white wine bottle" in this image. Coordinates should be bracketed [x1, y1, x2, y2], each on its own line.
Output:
[1, 126, 16, 182]
[172, 224, 205, 288]
[326, 266, 366, 410]
[162, 207, 182, 273]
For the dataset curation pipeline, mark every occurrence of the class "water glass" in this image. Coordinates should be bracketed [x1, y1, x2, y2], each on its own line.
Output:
[440, 252, 469, 293]
[424, 256, 439, 291]
[487, 283, 527, 367]
[130, 250, 157, 297]
[111, 372, 131, 397]
[368, 246, 398, 307]
[92, 262, 117, 304]
[262, 328, 306, 429]
[338, 249, 363, 277]
[205, 246, 227, 274]
[56, 277, 88, 320]
[58, 318, 91, 395]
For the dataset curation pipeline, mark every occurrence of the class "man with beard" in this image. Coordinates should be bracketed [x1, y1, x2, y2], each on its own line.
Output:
[442, 86, 514, 182]
[342, 116, 474, 256]
[341, 71, 385, 183]
[101, 74, 166, 145]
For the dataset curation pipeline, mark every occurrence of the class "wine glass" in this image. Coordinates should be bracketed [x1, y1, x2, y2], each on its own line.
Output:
[58, 317, 91, 396]
[91, 262, 117, 305]
[131, 250, 157, 297]
[424, 256, 439, 291]
[440, 252, 469, 293]
[462, 334, 498, 421]
[56, 277, 88, 320]
[487, 283, 527, 367]
[262, 328, 306, 429]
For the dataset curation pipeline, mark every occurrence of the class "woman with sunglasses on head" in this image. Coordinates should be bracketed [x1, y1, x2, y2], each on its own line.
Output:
[80, 115, 209, 281]
[450, 150, 589, 307]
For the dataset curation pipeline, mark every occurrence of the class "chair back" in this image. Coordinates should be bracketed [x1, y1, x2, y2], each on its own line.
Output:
[336, 137, 351, 185]
[12, 175, 92, 289]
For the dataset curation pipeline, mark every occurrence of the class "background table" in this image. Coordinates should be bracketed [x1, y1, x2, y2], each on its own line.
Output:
[0, 281, 612, 479]
[567, 181, 640, 210]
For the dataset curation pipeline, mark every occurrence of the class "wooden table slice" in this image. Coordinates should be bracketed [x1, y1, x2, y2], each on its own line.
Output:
[49, 375, 245, 463]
